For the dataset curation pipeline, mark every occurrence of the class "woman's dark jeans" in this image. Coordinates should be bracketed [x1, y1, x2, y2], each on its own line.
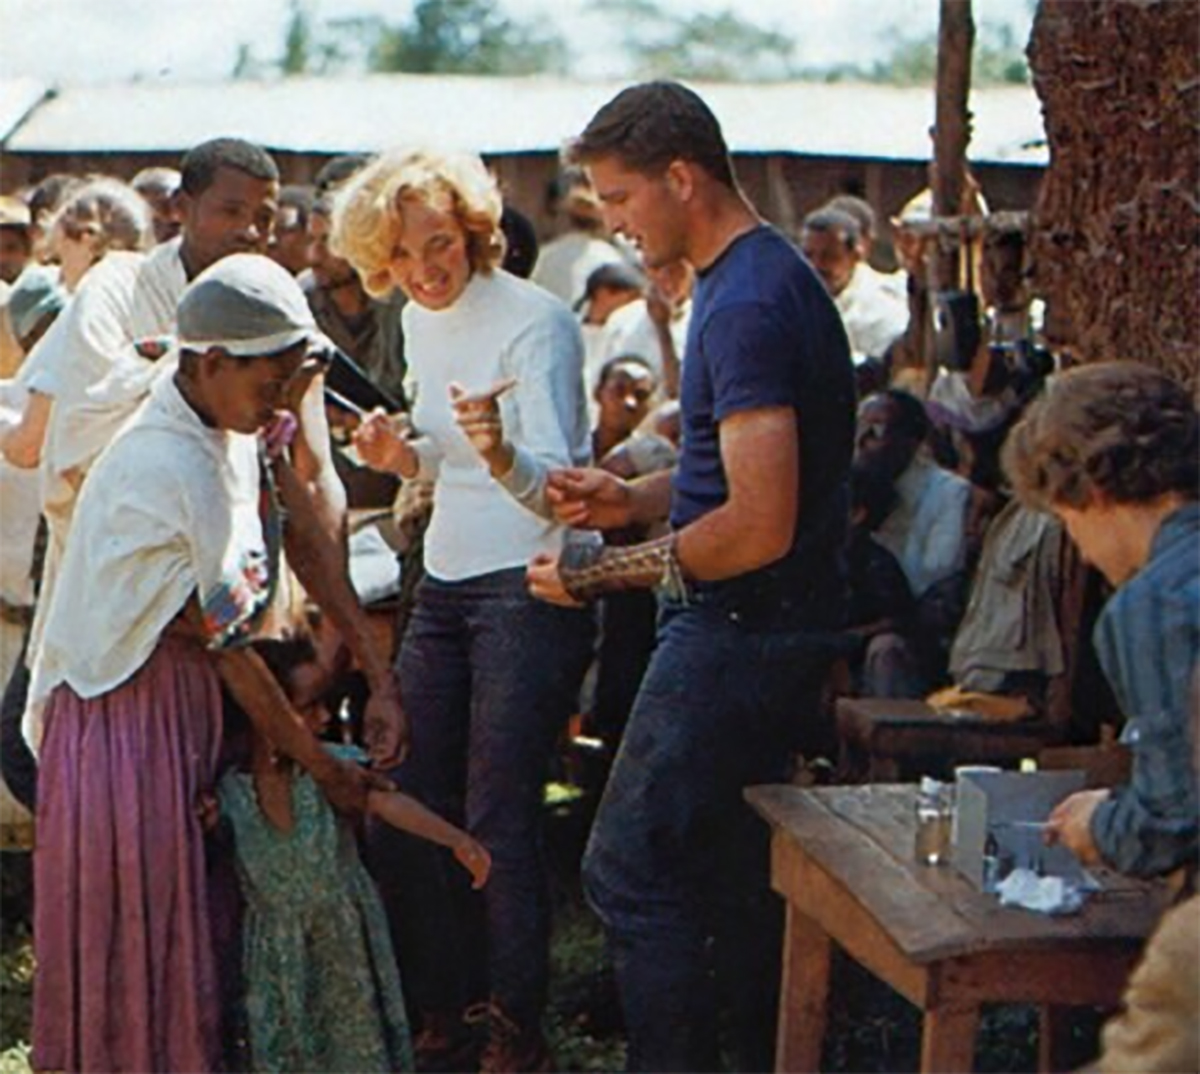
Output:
[366, 567, 594, 1027]
[583, 595, 836, 1072]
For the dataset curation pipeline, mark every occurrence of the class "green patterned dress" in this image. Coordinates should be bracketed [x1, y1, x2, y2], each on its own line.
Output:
[219, 769, 414, 1073]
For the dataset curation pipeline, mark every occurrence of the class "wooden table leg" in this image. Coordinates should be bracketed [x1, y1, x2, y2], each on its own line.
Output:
[1038, 1004, 1077, 1073]
[775, 903, 832, 1073]
[920, 1003, 980, 1073]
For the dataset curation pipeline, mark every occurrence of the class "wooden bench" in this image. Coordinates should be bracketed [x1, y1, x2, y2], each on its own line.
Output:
[836, 697, 1065, 781]
[747, 783, 1169, 1073]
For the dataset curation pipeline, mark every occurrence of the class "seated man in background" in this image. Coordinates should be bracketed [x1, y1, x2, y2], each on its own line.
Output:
[1003, 361, 1198, 882]
[532, 165, 623, 309]
[854, 388, 974, 696]
[598, 258, 693, 400]
[800, 205, 908, 368]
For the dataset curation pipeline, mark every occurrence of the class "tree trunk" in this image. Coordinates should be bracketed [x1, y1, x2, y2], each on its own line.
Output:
[1027, 0, 1200, 391]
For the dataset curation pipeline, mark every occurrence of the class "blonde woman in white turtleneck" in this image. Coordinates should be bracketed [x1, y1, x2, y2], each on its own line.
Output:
[331, 148, 594, 1072]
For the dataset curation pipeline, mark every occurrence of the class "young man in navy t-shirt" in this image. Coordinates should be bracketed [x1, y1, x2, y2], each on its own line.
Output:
[525, 81, 855, 1072]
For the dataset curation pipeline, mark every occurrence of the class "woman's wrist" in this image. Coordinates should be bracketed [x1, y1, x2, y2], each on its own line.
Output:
[484, 441, 516, 480]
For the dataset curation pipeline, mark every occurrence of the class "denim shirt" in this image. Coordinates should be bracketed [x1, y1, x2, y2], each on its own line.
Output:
[1090, 502, 1200, 877]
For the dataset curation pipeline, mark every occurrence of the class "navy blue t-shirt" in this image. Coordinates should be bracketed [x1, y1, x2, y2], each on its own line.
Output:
[671, 225, 855, 608]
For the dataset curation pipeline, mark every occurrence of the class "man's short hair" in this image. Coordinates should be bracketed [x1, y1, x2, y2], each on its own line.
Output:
[180, 138, 279, 197]
[1002, 362, 1199, 510]
[314, 154, 369, 196]
[597, 353, 655, 389]
[570, 81, 736, 189]
[132, 167, 182, 198]
[802, 207, 861, 252]
[278, 184, 314, 225]
[826, 194, 876, 243]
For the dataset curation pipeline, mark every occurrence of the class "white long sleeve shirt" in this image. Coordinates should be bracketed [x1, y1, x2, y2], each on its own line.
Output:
[405, 269, 592, 581]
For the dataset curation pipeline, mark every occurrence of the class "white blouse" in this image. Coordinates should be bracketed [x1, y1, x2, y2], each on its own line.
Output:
[404, 268, 592, 582]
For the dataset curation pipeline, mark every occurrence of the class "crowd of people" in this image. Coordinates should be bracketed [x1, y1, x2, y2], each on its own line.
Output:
[0, 78, 1195, 1074]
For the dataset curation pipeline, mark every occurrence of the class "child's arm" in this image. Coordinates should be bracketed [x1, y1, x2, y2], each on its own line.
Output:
[368, 790, 491, 889]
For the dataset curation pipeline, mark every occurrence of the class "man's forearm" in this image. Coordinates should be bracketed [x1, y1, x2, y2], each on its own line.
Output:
[628, 469, 673, 526]
[274, 457, 391, 688]
[675, 498, 793, 581]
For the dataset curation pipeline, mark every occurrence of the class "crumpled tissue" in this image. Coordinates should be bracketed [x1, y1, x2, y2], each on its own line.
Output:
[996, 868, 1089, 915]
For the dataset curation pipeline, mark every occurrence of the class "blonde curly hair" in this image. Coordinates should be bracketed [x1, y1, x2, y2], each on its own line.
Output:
[328, 148, 504, 299]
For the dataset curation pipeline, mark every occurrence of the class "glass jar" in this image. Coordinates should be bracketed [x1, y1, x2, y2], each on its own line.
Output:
[914, 780, 954, 866]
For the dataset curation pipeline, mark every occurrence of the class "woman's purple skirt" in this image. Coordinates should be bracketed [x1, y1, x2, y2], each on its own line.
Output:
[33, 636, 225, 1073]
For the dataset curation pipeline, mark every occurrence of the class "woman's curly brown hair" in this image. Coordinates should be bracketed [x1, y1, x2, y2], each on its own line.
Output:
[1002, 361, 1199, 511]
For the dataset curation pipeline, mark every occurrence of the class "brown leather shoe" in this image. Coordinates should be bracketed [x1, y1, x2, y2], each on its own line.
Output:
[475, 1002, 555, 1074]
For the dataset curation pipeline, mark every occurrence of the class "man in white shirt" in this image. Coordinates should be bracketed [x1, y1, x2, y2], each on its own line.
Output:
[856, 388, 973, 695]
[598, 258, 693, 400]
[801, 206, 909, 365]
[532, 167, 624, 308]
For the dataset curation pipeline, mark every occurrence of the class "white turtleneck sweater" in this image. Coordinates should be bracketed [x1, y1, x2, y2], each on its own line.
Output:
[405, 268, 591, 581]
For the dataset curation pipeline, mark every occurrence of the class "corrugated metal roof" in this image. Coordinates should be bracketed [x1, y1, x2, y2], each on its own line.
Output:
[4, 75, 1046, 165]
[0, 78, 51, 144]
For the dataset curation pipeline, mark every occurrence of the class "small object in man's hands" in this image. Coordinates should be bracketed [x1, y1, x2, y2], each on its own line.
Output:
[261, 410, 298, 459]
[134, 336, 173, 360]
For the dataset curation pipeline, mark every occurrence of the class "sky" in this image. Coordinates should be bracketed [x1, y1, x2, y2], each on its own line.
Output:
[1, 0, 1035, 85]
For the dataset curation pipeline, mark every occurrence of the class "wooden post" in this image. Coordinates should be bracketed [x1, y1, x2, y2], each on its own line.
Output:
[933, 0, 976, 281]
[927, 0, 976, 387]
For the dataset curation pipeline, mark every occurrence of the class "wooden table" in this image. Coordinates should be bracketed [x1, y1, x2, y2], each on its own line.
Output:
[746, 784, 1170, 1073]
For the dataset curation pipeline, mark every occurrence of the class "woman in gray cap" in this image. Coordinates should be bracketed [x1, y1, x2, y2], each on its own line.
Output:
[28, 254, 401, 1074]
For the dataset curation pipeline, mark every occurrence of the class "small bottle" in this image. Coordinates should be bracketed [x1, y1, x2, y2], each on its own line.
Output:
[982, 831, 1000, 893]
[914, 779, 953, 866]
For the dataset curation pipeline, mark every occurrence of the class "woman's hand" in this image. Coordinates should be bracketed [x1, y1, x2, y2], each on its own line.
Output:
[353, 408, 419, 477]
[449, 378, 516, 477]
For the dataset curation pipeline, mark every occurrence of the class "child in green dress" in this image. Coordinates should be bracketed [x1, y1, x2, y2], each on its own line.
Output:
[214, 635, 490, 1074]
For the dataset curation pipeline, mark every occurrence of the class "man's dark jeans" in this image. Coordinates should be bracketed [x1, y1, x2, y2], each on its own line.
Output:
[583, 594, 835, 1073]
[366, 568, 594, 1027]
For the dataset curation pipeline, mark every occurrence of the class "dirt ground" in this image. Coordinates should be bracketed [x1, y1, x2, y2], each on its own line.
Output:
[0, 796, 1105, 1073]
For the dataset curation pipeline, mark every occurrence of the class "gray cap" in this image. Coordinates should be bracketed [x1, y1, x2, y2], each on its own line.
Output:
[9, 265, 67, 343]
[177, 253, 323, 358]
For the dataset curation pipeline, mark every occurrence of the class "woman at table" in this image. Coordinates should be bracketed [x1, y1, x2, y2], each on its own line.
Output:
[331, 148, 594, 1072]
